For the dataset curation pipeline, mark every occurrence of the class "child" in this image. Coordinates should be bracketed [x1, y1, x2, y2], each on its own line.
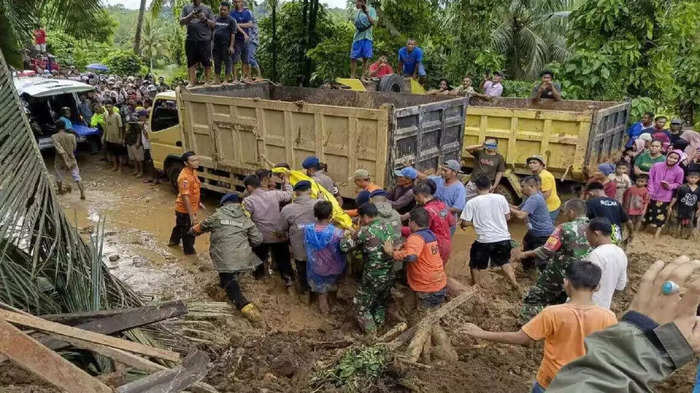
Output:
[460, 261, 617, 392]
[51, 119, 86, 200]
[304, 200, 346, 314]
[588, 171, 616, 199]
[340, 203, 396, 334]
[608, 161, 632, 203]
[623, 175, 650, 231]
[385, 207, 447, 311]
[670, 171, 700, 238]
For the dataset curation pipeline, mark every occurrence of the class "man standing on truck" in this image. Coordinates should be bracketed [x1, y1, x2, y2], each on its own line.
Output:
[180, 0, 216, 88]
[212, 2, 237, 85]
[480, 71, 504, 97]
[398, 39, 426, 80]
[530, 70, 562, 103]
[231, 0, 254, 81]
[169, 151, 202, 255]
[422, 160, 467, 234]
[527, 155, 562, 221]
[463, 138, 506, 201]
[350, 0, 377, 79]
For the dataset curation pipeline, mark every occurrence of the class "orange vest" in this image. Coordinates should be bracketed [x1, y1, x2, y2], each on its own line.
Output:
[175, 167, 201, 214]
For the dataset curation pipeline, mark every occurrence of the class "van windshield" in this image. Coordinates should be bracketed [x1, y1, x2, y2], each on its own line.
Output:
[151, 99, 178, 132]
[23, 92, 78, 137]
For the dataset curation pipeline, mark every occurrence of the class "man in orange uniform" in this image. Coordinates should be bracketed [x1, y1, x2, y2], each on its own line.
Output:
[385, 207, 447, 309]
[168, 151, 202, 255]
[346, 169, 381, 217]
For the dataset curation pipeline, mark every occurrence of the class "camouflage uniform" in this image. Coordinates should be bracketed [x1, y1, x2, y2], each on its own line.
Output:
[519, 216, 592, 324]
[340, 219, 396, 333]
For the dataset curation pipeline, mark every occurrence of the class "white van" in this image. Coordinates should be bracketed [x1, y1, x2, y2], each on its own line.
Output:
[14, 77, 99, 150]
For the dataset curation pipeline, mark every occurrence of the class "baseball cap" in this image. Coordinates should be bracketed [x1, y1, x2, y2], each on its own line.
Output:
[301, 156, 320, 169]
[293, 180, 312, 191]
[671, 118, 682, 125]
[442, 160, 463, 173]
[393, 167, 418, 180]
[526, 155, 546, 166]
[350, 169, 370, 180]
[219, 193, 241, 206]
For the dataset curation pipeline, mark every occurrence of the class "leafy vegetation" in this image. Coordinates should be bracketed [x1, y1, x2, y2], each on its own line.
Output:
[311, 345, 389, 392]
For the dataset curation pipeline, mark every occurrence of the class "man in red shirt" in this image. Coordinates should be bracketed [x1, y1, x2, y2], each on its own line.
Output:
[368, 55, 393, 78]
[403, 181, 453, 264]
[34, 26, 46, 53]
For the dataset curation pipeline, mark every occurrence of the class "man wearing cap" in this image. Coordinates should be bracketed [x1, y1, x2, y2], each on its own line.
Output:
[346, 169, 381, 217]
[280, 180, 318, 301]
[388, 167, 417, 214]
[464, 138, 506, 200]
[302, 156, 338, 196]
[168, 151, 202, 255]
[242, 173, 295, 287]
[369, 190, 402, 244]
[424, 160, 467, 234]
[190, 193, 264, 322]
[527, 155, 562, 222]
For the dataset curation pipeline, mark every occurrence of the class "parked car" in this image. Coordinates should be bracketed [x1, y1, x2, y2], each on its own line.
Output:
[14, 77, 99, 150]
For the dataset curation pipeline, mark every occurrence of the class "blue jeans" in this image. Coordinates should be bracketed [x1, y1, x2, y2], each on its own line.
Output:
[532, 381, 546, 393]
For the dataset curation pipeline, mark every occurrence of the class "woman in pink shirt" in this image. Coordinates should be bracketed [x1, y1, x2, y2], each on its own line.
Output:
[644, 150, 685, 237]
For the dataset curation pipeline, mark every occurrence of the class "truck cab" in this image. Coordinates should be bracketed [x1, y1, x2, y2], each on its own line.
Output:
[148, 91, 184, 187]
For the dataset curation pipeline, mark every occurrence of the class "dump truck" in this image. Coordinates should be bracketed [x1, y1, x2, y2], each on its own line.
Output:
[462, 97, 630, 200]
[147, 83, 467, 198]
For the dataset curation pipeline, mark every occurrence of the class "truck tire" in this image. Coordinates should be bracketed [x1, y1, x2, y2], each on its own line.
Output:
[378, 74, 405, 93]
[166, 160, 184, 194]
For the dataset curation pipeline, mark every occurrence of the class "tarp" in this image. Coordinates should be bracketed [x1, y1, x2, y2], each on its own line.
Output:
[86, 63, 109, 72]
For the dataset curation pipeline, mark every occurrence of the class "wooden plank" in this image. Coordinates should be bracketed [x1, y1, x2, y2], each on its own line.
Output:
[0, 319, 113, 393]
[117, 351, 210, 393]
[0, 309, 180, 362]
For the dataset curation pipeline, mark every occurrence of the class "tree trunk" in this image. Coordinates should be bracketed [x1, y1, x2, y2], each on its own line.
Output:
[133, 0, 147, 54]
[271, 0, 278, 81]
[303, 0, 319, 86]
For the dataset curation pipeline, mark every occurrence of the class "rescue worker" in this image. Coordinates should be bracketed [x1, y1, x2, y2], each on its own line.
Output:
[515, 198, 592, 323]
[190, 193, 263, 322]
[302, 156, 338, 195]
[280, 180, 317, 301]
[346, 169, 381, 217]
[340, 203, 396, 334]
[387, 167, 417, 214]
[168, 151, 202, 255]
[369, 190, 402, 244]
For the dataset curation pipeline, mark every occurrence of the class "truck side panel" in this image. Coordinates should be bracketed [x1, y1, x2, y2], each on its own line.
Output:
[585, 102, 630, 172]
[179, 91, 390, 198]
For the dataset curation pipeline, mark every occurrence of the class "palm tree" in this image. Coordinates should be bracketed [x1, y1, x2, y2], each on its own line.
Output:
[134, 0, 148, 54]
[491, 0, 581, 79]
[0, 0, 103, 67]
[140, 17, 168, 71]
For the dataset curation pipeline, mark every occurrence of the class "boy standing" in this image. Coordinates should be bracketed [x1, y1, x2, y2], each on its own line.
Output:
[584, 217, 627, 309]
[608, 161, 632, 203]
[51, 120, 86, 200]
[460, 261, 617, 392]
[510, 176, 555, 271]
[622, 175, 650, 231]
[670, 171, 700, 238]
[459, 175, 518, 289]
[385, 207, 447, 310]
[341, 203, 396, 334]
[213, 2, 237, 85]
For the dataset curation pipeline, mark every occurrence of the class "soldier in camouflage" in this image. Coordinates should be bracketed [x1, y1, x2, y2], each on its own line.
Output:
[515, 198, 592, 324]
[340, 202, 396, 334]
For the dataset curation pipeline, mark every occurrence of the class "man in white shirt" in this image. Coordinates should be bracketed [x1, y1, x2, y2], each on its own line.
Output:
[584, 217, 628, 308]
[481, 71, 504, 97]
[459, 175, 518, 289]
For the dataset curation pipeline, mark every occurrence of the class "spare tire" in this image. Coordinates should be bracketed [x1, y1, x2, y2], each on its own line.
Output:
[378, 74, 406, 93]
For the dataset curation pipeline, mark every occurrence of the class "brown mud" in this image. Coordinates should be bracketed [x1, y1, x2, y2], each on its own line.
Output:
[3, 153, 695, 392]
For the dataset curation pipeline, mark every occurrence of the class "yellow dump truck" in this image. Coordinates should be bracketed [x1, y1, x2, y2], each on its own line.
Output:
[147, 83, 467, 198]
[462, 98, 630, 199]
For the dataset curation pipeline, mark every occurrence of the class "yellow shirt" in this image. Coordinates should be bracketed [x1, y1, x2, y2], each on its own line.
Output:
[538, 169, 561, 212]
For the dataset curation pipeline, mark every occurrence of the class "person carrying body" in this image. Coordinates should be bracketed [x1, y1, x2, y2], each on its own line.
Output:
[280, 180, 317, 302]
[51, 119, 86, 200]
[463, 138, 506, 201]
[345, 169, 380, 217]
[302, 156, 338, 196]
[387, 167, 417, 214]
[340, 203, 395, 334]
[422, 160, 466, 234]
[410, 181, 453, 264]
[190, 193, 263, 322]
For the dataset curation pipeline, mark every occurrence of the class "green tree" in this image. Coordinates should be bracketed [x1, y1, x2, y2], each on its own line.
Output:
[140, 17, 168, 71]
[134, 0, 148, 53]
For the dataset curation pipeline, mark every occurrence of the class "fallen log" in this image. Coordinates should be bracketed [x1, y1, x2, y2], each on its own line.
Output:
[0, 309, 180, 362]
[378, 322, 407, 343]
[116, 351, 210, 393]
[0, 319, 112, 393]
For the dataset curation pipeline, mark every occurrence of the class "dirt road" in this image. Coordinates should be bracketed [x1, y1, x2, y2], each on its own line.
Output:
[7, 152, 695, 392]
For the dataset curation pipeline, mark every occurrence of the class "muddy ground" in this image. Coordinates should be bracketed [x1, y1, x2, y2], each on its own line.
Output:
[2, 153, 696, 392]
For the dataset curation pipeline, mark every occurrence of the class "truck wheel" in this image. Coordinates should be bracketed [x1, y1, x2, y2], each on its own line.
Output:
[166, 161, 184, 194]
[494, 184, 519, 205]
[378, 74, 405, 93]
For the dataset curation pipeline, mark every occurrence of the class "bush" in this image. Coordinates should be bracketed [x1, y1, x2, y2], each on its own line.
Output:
[502, 80, 534, 98]
[103, 51, 146, 76]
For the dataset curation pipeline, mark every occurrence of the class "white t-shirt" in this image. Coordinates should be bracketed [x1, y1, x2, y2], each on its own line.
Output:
[585, 243, 628, 309]
[460, 193, 511, 243]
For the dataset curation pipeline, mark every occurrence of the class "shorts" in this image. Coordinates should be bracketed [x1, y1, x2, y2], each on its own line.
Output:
[185, 39, 212, 68]
[106, 142, 126, 156]
[35, 43, 46, 52]
[213, 48, 233, 75]
[350, 39, 373, 60]
[416, 287, 447, 309]
[232, 40, 249, 64]
[469, 240, 512, 270]
[55, 163, 81, 182]
[127, 144, 145, 161]
[402, 63, 426, 77]
[247, 42, 259, 68]
[644, 200, 670, 227]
